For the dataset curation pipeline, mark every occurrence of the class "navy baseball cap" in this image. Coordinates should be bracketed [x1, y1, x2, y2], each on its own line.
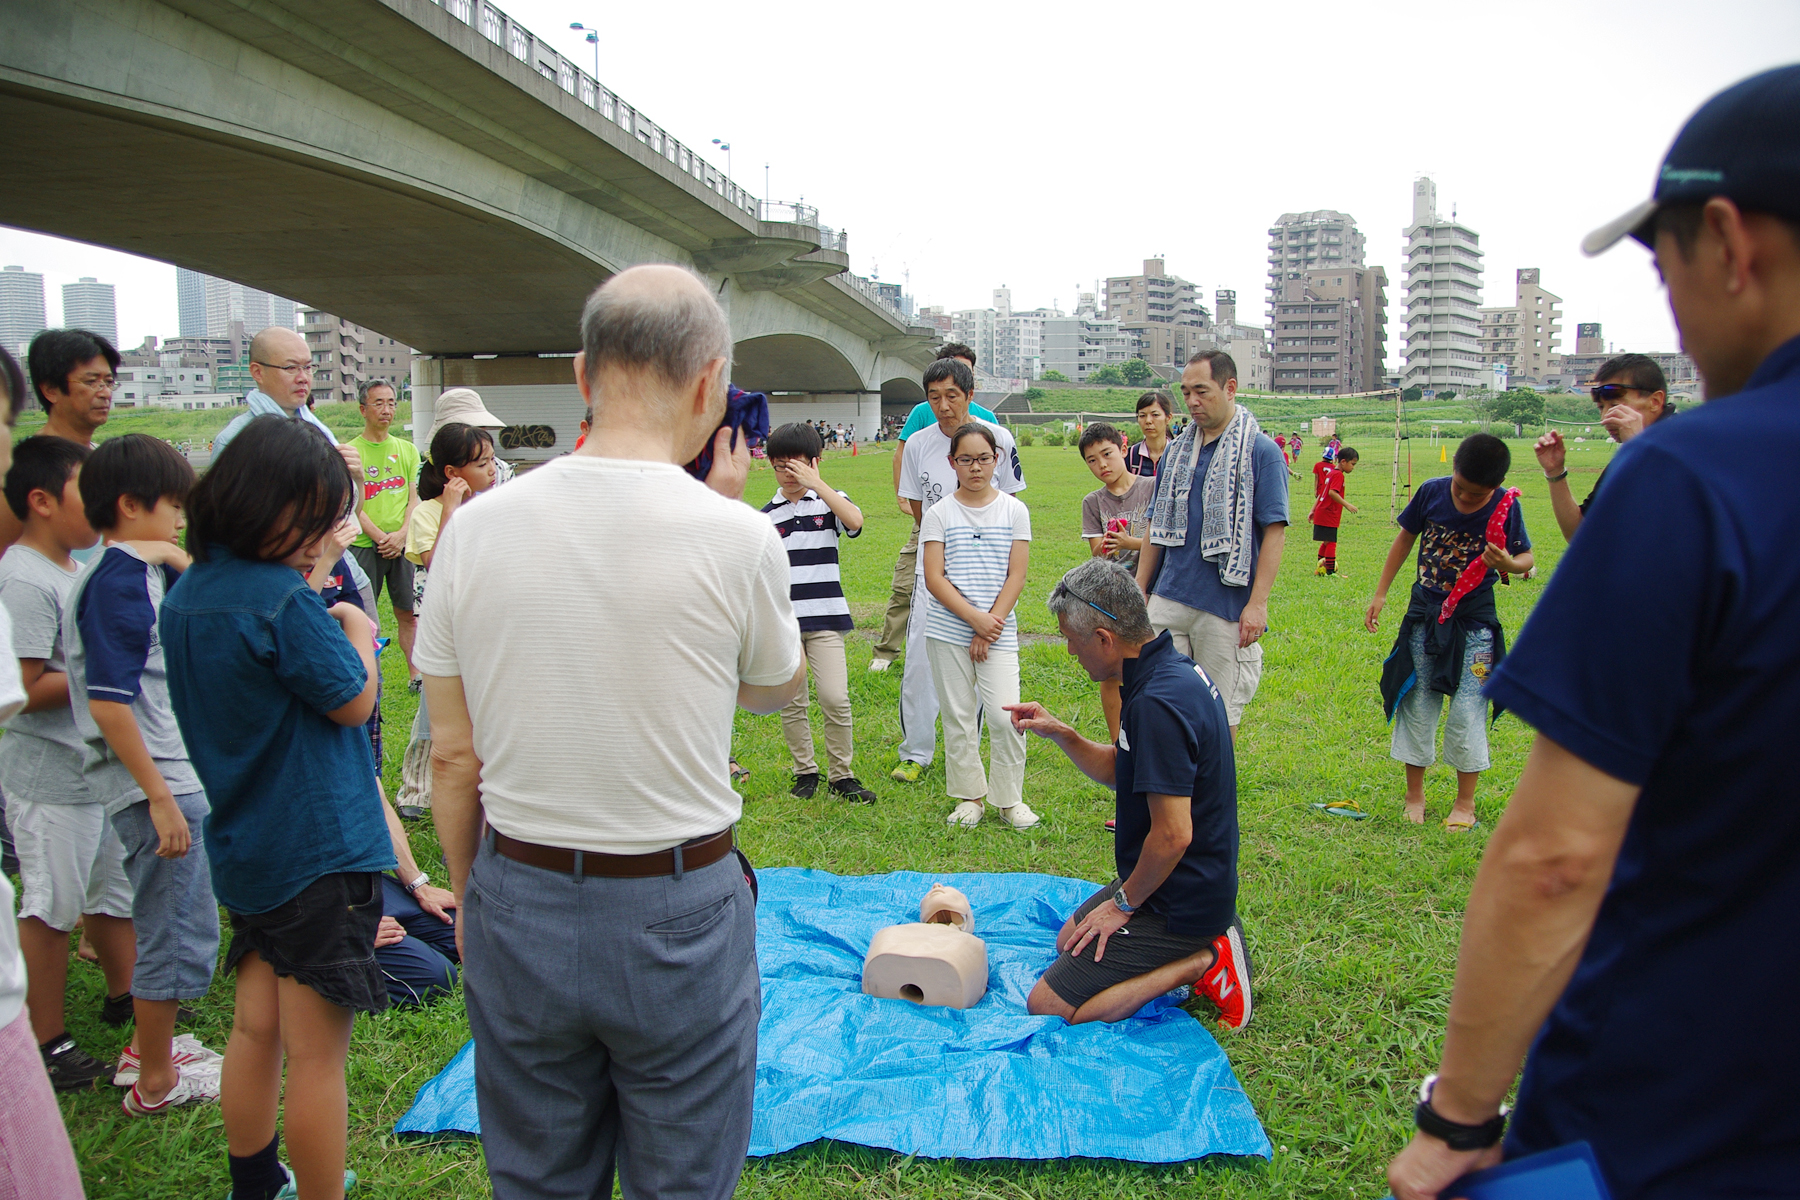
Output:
[1583, 64, 1800, 256]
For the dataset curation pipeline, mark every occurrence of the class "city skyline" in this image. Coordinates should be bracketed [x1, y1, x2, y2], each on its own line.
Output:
[1, 0, 1792, 365]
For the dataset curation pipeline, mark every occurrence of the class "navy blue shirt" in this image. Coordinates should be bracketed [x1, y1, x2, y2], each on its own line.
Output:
[160, 549, 393, 914]
[1484, 334, 1800, 1198]
[1397, 475, 1531, 602]
[1114, 631, 1238, 938]
[1150, 432, 1289, 623]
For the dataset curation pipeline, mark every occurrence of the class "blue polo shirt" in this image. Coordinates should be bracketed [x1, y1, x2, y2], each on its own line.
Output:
[160, 548, 393, 914]
[1148, 431, 1289, 623]
[1114, 631, 1237, 939]
[1483, 334, 1800, 1197]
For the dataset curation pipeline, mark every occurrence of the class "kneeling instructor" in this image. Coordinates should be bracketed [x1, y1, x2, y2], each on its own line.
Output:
[1006, 559, 1253, 1028]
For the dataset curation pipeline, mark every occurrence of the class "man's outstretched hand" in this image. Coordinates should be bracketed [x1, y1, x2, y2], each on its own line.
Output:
[1004, 701, 1073, 741]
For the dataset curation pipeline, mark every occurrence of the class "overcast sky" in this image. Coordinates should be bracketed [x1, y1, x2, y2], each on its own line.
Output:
[4, 0, 1795, 358]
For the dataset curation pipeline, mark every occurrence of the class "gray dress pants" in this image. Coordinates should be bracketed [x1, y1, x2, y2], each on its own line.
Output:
[463, 835, 760, 1199]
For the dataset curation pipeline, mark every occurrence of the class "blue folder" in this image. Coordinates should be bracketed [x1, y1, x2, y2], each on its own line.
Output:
[1390, 1142, 1611, 1200]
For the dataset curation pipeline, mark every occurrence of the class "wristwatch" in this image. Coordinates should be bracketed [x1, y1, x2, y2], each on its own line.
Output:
[403, 871, 430, 895]
[1414, 1074, 1507, 1150]
[1544, 469, 1569, 483]
[1112, 884, 1137, 914]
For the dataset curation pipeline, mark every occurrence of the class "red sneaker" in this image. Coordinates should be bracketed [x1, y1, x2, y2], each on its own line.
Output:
[1195, 919, 1253, 1029]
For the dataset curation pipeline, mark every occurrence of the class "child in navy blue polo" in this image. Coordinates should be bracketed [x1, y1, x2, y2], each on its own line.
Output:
[161, 416, 393, 1200]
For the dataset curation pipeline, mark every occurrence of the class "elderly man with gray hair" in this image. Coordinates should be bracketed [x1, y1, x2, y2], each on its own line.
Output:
[1005, 559, 1254, 1029]
[415, 264, 805, 1199]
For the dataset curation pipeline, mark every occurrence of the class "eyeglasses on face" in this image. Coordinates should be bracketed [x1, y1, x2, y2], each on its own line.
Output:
[74, 373, 115, 389]
[1590, 383, 1639, 404]
[952, 454, 996, 468]
[255, 361, 315, 376]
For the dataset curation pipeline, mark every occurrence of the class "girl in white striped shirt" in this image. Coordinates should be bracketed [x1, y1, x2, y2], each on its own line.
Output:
[921, 424, 1037, 829]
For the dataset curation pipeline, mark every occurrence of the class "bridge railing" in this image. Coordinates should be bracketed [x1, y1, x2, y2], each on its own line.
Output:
[431, 0, 845, 255]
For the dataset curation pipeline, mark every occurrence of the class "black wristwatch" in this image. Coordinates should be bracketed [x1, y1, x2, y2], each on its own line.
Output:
[1414, 1075, 1507, 1151]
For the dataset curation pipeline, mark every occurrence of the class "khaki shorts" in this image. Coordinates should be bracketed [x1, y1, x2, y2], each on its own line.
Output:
[1145, 594, 1263, 726]
[4, 798, 133, 931]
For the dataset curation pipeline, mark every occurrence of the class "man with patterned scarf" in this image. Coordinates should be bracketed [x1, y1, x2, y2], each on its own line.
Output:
[1135, 351, 1289, 738]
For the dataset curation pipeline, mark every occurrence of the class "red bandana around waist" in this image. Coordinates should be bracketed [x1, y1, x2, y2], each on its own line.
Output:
[1438, 487, 1520, 624]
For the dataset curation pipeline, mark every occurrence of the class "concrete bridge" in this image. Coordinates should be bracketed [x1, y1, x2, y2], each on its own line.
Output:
[0, 0, 937, 457]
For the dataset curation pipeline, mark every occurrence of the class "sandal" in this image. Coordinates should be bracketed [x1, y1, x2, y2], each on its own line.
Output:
[1443, 815, 1481, 833]
[729, 759, 751, 782]
[1310, 799, 1371, 821]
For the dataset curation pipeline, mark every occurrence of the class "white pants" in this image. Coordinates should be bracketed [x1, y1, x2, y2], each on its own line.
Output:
[925, 639, 1025, 810]
[898, 587, 940, 766]
[1146, 594, 1263, 726]
[5, 798, 133, 932]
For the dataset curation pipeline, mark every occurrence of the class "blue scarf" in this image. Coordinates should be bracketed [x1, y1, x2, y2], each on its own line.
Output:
[685, 385, 770, 480]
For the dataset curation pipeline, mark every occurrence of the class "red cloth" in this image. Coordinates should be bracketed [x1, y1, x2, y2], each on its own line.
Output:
[1438, 487, 1520, 624]
[1310, 464, 1346, 526]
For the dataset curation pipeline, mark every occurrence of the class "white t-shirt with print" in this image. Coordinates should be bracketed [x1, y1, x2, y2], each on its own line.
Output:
[897, 417, 1025, 579]
[919, 491, 1032, 652]
[413, 456, 802, 854]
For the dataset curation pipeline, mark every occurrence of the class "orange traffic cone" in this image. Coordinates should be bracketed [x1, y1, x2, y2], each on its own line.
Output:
[852, 438, 858, 456]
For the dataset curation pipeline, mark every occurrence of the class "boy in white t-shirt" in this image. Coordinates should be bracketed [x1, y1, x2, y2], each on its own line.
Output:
[892, 358, 1025, 784]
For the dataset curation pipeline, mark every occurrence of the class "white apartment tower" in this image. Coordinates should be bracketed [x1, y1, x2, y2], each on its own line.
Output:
[1266, 212, 1366, 322]
[1401, 177, 1484, 392]
[0, 266, 47, 360]
[62, 278, 118, 347]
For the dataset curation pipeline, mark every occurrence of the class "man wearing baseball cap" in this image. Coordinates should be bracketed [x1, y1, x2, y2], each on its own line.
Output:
[1390, 65, 1800, 1199]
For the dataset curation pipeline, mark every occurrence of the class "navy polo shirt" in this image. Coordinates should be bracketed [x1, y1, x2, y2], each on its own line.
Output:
[1114, 631, 1238, 939]
[160, 548, 394, 914]
[1484, 334, 1800, 1197]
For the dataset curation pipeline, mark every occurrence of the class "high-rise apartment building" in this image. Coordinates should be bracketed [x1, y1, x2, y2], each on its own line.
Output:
[176, 268, 208, 338]
[1477, 268, 1563, 384]
[1401, 177, 1484, 392]
[176, 269, 299, 339]
[1266, 212, 1367, 322]
[364, 333, 415, 396]
[1270, 266, 1388, 395]
[1039, 313, 1133, 382]
[1104, 258, 1211, 369]
[0, 265, 47, 360]
[300, 309, 366, 405]
[949, 288, 1060, 383]
[62, 278, 117, 347]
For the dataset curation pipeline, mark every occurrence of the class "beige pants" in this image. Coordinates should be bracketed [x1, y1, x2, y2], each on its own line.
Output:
[780, 630, 855, 780]
[1146, 594, 1263, 726]
[925, 639, 1025, 809]
[873, 525, 918, 660]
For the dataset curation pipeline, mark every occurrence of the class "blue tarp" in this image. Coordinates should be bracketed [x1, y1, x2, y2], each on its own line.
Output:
[396, 868, 1270, 1164]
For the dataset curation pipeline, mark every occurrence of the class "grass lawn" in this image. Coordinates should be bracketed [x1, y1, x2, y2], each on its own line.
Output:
[42, 423, 1618, 1198]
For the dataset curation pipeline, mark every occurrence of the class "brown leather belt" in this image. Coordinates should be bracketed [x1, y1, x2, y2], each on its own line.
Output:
[490, 828, 734, 879]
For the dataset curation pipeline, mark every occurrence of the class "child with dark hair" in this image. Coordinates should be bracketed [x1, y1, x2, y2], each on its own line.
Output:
[1365, 434, 1533, 830]
[761, 422, 875, 804]
[1078, 422, 1151, 742]
[1309, 446, 1359, 576]
[159, 415, 391, 1198]
[59, 434, 228, 1114]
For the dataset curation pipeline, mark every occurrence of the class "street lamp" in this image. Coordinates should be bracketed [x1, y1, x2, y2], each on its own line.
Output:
[567, 23, 598, 79]
[711, 138, 732, 185]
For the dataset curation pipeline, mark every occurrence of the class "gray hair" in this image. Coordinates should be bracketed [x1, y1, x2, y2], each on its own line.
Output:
[578, 265, 732, 400]
[1046, 559, 1154, 643]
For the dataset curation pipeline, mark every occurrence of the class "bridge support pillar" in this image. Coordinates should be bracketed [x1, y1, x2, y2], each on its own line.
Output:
[765, 393, 882, 443]
[412, 355, 584, 466]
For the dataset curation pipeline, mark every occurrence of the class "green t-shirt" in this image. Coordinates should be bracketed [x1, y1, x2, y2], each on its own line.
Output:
[348, 433, 422, 545]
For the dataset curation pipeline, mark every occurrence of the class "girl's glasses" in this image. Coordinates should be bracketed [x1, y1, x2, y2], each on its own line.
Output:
[952, 454, 996, 467]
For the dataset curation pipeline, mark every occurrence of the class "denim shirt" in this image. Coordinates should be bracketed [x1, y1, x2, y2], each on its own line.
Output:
[160, 548, 393, 914]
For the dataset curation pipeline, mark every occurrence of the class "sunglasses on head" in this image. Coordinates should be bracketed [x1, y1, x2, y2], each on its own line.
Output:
[1590, 383, 1638, 404]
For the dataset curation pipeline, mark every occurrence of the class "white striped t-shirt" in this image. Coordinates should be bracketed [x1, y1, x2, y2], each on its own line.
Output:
[761, 488, 859, 632]
[919, 491, 1032, 651]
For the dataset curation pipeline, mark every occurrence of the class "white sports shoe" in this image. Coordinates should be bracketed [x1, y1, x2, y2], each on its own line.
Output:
[946, 800, 985, 827]
[113, 1033, 223, 1087]
[866, 658, 894, 673]
[121, 1064, 222, 1116]
[994, 802, 1041, 830]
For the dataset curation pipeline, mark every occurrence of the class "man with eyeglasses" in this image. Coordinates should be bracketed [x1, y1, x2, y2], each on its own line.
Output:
[213, 327, 359, 477]
[347, 381, 422, 689]
[0, 329, 119, 554]
[1004, 559, 1252, 1029]
[1532, 354, 1670, 542]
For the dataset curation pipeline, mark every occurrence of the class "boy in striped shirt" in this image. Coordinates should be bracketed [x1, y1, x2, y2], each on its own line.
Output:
[762, 423, 878, 804]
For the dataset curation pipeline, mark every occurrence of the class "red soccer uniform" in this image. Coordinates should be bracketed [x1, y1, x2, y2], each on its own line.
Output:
[1310, 463, 1347, 526]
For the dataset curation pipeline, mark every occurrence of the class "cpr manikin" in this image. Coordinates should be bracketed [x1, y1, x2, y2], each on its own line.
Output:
[861, 883, 989, 1009]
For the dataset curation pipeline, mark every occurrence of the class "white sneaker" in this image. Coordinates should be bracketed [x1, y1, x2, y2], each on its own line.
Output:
[867, 658, 894, 673]
[946, 800, 985, 827]
[994, 802, 1041, 830]
[113, 1033, 223, 1087]
[121, 1064, 222, 1116]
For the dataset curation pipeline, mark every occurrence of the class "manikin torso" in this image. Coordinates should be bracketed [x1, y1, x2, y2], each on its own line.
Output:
[862, 883, 989, 1009]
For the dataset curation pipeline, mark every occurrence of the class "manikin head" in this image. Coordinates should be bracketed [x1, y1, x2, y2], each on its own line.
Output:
[1045, 559, 1156, 684]
[920, 883, 974, 933]
[248, 327, 313, 413]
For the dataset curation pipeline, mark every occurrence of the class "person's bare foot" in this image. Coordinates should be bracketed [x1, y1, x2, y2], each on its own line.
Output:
[1403, 796, 1427, 825]
[1445, 803, 1478, 832]
[76, 921, 98, 964]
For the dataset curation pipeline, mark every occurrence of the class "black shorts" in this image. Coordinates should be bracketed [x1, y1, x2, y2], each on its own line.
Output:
[1312, 523, 1339, 543]
[347, 544, 416, 613]
[1038, 882, 1216, 1010]
[225, 872, 390, 1013]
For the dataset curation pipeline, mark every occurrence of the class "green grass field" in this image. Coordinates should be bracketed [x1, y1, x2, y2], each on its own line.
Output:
[41, 420, 1618, 1198]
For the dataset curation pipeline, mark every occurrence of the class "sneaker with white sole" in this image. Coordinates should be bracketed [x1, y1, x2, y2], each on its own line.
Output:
[946, 800, 985, 827]
[114, 1033, 223, 1087]
[994, 801, 1041, 830]
[1195, 917, 1254, 1029]
[121, 1064, 221, 1116]
[225, 1166, 358, 1200]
